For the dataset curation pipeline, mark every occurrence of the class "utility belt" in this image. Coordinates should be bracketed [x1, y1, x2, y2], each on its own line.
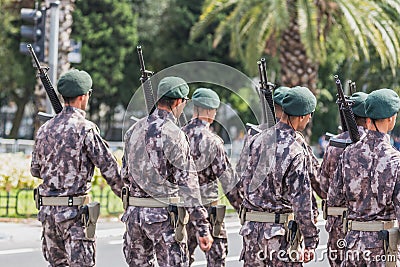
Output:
[34, 188, 90, 208]
[121, 187, 188, 243]
[239, 206, 294, 224]
[33, 188, 100, 239]
[322, 200, 347, 220]
[239, 206, 302, 260]
[343, 217, 399, 267]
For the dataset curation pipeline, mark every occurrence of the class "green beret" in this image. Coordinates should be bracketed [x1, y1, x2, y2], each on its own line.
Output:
[350, 92, 368, 117]
[192, 88, 220, 109]
[57, 69, 92, 97]
[365, 88, 400, 119]
[157, 76, 189, 99]
[273, 86, 290, 107]
[282, 86, 316, 116]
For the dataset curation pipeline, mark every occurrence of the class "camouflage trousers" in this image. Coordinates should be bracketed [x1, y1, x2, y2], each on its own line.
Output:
[122, 208, 189, 267]
[326, 217, 346, 267]
[40, 212, 95, 267]
[240, 227, 302, 267]
[187, 220, 228, 267]
[341, 231, 400, 267]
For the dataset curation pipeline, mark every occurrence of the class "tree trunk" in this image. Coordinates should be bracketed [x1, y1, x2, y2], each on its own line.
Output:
[278, 0, 319, 141]
[34, 0, 75, 133]
[279, 0, 318, 93]
[9, 91, 30, 139]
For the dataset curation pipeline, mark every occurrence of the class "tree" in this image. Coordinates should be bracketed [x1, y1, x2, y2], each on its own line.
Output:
[0, 0, 37, 138]
[71, 0, 137, 136]
[191, 0, 400, 94]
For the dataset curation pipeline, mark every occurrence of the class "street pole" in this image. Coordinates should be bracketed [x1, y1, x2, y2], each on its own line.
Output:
[47, 1, 60, 114]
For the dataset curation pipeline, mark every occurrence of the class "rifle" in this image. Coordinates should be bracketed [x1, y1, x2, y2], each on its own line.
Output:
[27, 44, 63, 116]
[257, 58, 276, 127]
[331, 75, 360, 145]
[137, 46, 156, 114]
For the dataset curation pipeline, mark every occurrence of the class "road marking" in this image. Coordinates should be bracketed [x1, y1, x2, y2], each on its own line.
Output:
[0, 248, 38, 255]
[108, 240, 123, 245]
[192, 256, 240, 266]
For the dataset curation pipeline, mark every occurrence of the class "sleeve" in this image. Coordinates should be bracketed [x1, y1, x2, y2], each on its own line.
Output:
[165, 131, 210, 237]
[305, 143, 324, 199]
[327, 154, 346, 208]
[287, 153, 319, 249]
[393, 162, 400, 223]
[84, 128, 123, 197]
[317, 147, 332, 199]
[212, 141, 242, 211]
[30, 138, 41, 178]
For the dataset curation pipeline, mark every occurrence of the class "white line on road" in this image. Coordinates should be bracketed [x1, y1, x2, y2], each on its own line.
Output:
[0, 248, 39, 255]
[192, 256, 240, 266]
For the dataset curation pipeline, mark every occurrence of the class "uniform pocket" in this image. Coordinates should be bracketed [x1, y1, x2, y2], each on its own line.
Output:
[70, 226, 96, 266]
[41, 230, 50, 261]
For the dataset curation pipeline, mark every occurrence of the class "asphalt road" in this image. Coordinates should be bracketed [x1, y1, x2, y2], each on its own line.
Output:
[0, 215, 328, 267]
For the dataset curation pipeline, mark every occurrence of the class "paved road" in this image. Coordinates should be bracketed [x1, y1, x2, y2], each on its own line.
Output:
[0, 215, 328, 266]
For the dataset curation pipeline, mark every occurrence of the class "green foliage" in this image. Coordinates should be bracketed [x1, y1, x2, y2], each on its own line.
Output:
[192, 0, 400, 76]
[0, 153, 40, 192]
[71, 0, 138, 107]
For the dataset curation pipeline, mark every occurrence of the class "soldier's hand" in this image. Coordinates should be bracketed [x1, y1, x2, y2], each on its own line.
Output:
[303, 248, 315, 263]
[198, 234, 213, 252]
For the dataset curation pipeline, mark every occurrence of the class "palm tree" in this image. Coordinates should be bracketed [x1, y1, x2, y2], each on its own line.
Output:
[191, 0, 400, 93]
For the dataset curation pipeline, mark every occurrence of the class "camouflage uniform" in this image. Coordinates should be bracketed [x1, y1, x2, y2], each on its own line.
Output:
[237, 122, 319, 266]
[295, 131, 322, 221]
[182, 117, 235, 267]
[30, 106, 122, 267]
[328, 130, 400, 266]
[319, 126, 366, 267]
[121, 108, 210, 267]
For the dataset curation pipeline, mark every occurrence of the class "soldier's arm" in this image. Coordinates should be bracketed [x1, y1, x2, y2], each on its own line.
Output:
[167, 131, 211, 237]
[327, 154, 345, 208]
[287, 154, 319, 249]
[317, 147, 332, 199]
[84, 128, 123, 197]
[30, 138, 41, 178]
[212, 140, 242, 211]
[393, 165, 400, 222]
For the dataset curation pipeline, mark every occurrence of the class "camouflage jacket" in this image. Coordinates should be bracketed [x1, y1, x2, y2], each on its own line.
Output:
[328, 130, 400, 247]
[121, 108, 210, 236]
[319, 126, 366, 199]
[181, 118, 236, 205]
[239, 122, 319, 249]
[31, 106, 122, 222]
[227, 123, 269, 211]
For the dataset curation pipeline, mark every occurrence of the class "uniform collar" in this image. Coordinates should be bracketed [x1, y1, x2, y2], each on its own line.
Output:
[64, 106, 86, 117]
[154, 108, 178, 123]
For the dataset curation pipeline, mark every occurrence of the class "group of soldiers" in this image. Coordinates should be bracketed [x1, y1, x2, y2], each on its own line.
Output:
[30, 68, 400, 267]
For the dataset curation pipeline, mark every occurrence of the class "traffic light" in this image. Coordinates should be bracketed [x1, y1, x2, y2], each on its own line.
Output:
[19, 7, 46, 62]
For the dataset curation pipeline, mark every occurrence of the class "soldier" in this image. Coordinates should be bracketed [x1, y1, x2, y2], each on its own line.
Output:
[236, 86, 319, 266]
[181, 88, 236, 267]
[274, 86, 322, 220]
[231, 86, 290, 205]
[121, 76, 213, 266]
[30, 69, 122, 267]
[319, 92, 368, 266]
[328, 89, 400, 266]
